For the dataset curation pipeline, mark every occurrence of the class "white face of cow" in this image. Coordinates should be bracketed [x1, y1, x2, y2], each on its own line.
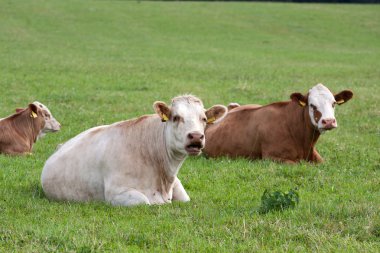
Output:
[308, 84, 338, 132]
[32, 101, 61, 138]
[291, 83, 353, 133]
[154, 95, 227, 156]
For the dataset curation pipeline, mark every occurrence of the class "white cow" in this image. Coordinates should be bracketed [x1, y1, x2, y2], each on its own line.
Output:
[41, 95, 227, 206]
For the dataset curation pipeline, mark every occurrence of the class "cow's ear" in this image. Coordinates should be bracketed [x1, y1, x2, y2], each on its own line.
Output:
[15, 108, 24, 113]
[28, 104, 39, 118]
[205, 105, 227, 124]
[290, 93, 308, 107]
[153, 101, 171, 122]
[227, 103, 240, 111]
[334, 90, 353, 105]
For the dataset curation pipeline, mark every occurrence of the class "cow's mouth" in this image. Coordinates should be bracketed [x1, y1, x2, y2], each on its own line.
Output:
[185, 142, 203, 155]
[319, 125, 337, 132]
[43, 128, 60, 133]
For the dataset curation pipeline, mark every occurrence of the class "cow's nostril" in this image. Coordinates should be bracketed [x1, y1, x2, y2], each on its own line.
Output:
[188, 132, 203, 141]
[322, 119, 336, 127]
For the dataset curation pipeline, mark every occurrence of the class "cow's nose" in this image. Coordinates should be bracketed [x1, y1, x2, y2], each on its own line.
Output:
[187, 132, 204, 142]
[322, 118, 336, 129]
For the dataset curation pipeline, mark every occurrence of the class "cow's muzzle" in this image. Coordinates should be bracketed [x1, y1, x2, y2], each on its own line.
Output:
[321, 118, 337, 130]
[185, 132, 204, 155]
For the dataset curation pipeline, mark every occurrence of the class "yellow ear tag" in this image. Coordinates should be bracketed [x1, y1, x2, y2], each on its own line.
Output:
[299, 101, 306, 107]
[207, 117, 216, 124]
[30, 111, 38, 118]
[336, 99, 344, 105]
[162, 114, 169, 122]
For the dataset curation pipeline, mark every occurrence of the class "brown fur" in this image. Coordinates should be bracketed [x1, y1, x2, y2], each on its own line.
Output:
[204, 101, 322, 163]
[0, 105, 45, 155]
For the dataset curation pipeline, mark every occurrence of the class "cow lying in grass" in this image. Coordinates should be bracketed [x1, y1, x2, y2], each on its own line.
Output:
[0, 101, 61, 155]
[41, 95, 227, 206]
[204, 84, 353, 164]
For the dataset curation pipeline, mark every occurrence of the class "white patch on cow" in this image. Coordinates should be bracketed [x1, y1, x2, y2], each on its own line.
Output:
[308, 84, 337, 132]
[165, 96, 207, 157]
[33, 101, 61, 138]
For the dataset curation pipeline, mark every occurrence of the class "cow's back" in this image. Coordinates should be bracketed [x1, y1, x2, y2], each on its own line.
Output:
[204, 104, 286, 159]
[41, 115, 164, 202]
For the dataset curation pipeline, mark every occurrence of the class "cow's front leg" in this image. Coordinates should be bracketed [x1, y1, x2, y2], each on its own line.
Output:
[107, 189, 150, 207]
[262, 152, 297, 164]
[270, 157, 297, 164]
[172, 178, 190, 202]
[309, 148, 324, 163]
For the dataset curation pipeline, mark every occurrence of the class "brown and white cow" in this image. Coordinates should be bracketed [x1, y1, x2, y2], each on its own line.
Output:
[0, 102, 61, 155]
[41, 95, 227, 206]
[204, 84, 353, 163]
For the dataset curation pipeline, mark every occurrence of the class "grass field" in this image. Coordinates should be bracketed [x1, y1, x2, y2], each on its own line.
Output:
[1, 0, 379, 252]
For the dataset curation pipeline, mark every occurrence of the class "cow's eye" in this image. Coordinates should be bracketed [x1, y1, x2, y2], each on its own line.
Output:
[201, 117, 207, 123]
[310, 104, 317, 110]
[332, 102, 336, 108]
[173, 115, 180, 122]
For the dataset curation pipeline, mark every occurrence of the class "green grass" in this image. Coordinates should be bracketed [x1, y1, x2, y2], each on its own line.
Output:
[1, 0, 379, 252]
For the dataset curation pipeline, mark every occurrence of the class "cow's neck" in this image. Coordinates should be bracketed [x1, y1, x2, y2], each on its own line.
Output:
[163, 124, 186, 177]
[288, 102, 320, 159]
[11, 113, 40, 145]
[142, 122, 185, 201]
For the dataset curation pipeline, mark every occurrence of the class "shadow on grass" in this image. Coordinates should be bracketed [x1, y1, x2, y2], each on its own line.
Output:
[20, 182, 46, 199]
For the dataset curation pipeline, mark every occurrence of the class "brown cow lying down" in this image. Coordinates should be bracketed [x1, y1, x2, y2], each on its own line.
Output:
[204, 84, 353, 164]
[0, 102, 61, 155]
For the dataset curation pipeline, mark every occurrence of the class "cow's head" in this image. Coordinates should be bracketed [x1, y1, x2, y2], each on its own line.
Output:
[154, 95, 227, 156]
[31, 101, 61, 138]
[291, 83, 353, 132]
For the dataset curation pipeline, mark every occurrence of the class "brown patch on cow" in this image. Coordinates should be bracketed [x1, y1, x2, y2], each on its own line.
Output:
[313, 109, 322, 123]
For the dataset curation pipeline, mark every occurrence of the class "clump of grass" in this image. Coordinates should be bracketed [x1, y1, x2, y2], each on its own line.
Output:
[259, 188, 299, 214]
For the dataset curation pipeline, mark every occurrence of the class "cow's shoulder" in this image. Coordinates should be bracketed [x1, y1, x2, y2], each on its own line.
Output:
[113, 114, 155, 129]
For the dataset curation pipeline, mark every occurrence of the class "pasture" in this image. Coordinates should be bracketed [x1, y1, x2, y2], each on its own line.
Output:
[0, 0, 379, 252]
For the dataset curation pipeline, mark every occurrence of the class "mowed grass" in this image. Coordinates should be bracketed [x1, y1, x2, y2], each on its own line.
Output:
[0, 0, 379, 251]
